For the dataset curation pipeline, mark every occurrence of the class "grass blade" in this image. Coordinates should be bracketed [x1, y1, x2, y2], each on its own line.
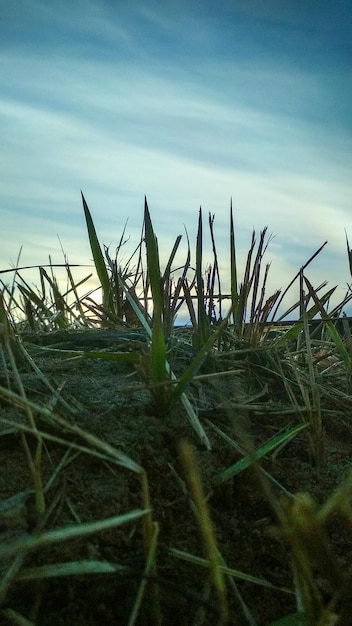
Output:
[213, 424, 308, 484]
[345, 229, 352, 278]
[81, 191, 114, 314]
[144, 197, 168, 404]
[0, 510, 149, 559]
[230, 200, 239, 329]
[18, 560, 127, 580]
[194, 207, 211, 348]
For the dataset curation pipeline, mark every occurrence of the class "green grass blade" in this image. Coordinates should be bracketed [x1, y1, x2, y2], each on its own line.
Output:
[144, 197, 163, 320]
[236, 230, 256, 331]
[230, 200, 239, 328]
[345, 229, 352, 278]
[207, 212, 222, 321]
[81, 191, 113, 312]
[0, 510, 149, 559]
[213, 424, 308, 484]
[144, 198, 167, 389]
[194, 207, 210, 347]
[169, 548, 293, 591]
[18, 560, 127, 580]
[162, 235, 182, 285]
[117, 275, 152, 334]
[249, 226, 268, 323]
[161, 234, 183, 334]
[128, 522, 161, 626]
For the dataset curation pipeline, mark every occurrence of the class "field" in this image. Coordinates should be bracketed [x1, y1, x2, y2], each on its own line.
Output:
[1, 195, 352, 625]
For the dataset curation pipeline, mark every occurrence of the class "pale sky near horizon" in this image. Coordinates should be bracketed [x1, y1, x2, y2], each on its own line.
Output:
[1, 1, 352, 318]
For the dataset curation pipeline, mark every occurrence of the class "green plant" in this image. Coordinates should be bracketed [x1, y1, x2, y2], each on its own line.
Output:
[82, 194, 235, 447]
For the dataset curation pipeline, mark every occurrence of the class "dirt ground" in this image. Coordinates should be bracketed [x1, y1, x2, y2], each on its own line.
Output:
[1, 328, 352, 625]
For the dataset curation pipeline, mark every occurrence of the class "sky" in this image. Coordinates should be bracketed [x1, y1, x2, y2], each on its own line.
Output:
[1, 0, 352, 319]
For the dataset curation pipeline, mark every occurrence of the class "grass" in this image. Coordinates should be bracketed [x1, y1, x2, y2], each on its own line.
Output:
[0, 193, 352, 624]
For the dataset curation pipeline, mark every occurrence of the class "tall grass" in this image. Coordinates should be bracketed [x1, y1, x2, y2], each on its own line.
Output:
[1, 195, 352, 624]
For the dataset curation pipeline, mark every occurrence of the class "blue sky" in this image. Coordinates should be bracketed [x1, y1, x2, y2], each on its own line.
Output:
[1, 0, 352, 317]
